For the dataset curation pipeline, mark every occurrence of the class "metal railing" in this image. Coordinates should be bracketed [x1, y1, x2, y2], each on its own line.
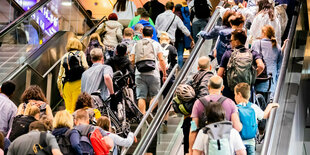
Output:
[2, 16, 106, 105]
[133, 1, 224, 154]
[260, 0, 302, 154]
[0, 0, 50, 38]
[73, 0, 95, 28]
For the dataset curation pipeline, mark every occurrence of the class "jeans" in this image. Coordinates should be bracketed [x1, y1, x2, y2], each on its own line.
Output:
[245, 144, 255, 155]
[192, 19, 208, 42]
[175, 41, 185, 68]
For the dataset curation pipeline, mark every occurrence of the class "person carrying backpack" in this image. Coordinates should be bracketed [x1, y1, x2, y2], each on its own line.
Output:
[57, 38, 88, 114]
[234, 83, 279, 155]
[129, 26, 167, 115]
[85, 33, 105, 67]
[52, 110, 82, 155]
[189, 75, 242, 155]
[217, 28, 265, 101]
[74, 109, 114, 155]
[192, 103, 246, 155]
[188, 0, 212, 42]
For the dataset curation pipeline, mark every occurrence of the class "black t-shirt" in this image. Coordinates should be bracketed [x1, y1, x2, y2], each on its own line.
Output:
[161, 43, 177, 70]
[143, 0, 165, 22]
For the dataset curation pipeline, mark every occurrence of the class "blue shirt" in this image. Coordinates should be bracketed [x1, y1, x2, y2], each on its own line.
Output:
[0, 93, 17, 135]
[251, 39, 282, 96]
[132, 20, 159, 42]
[81, 63, 113, 101]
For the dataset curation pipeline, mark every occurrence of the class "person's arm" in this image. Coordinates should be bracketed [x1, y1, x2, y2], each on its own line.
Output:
[235, 149, 247, 155]
[104, 74, 114, 94]
[188, 117, 199, 155]
[80, 51, 89, 70]
[199, 26, 221, 39]
[57, 57, 65, 96]
[130, 54, 135, 66]
[255, 58, 265, 76]
[217, 67, 225, 77]
[70, 130, 82, 155]
[52, 149, 63, 155]
[193, 149, 203, 155]
[281, 39, 289, 52]
[263, 103, 280, 119]
[109, 132, 134, 147]
[231, 112, 243, 132]
[47, 133, 63, 155]
[177, 18, 195, 47]
[157, 52, 167, 77]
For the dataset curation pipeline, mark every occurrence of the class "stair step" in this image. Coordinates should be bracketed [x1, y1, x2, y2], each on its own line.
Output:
[157, 142, 170, 152]
[0, 62, 20, 68]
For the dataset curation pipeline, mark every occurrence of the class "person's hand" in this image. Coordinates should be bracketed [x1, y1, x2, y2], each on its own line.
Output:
[190, 41, 195, 49]
[60, 92, 63, 98]
[271, 103, 280, 108]
[134, 136, 138, 143]
[162, 76, 167, 83]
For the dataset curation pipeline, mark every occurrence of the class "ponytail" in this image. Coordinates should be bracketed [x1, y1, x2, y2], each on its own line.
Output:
[271, 37, 277, 47]
[262, 25, 277, 47]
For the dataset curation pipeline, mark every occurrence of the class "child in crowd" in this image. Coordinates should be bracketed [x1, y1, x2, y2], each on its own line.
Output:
[234, 83, 279, 155]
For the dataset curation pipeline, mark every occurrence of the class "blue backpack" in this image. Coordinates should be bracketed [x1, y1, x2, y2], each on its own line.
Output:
[237, 102, 257, 140]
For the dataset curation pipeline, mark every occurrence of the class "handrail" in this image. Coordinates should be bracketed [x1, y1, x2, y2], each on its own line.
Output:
[72, 0, 95, 28]
[260, 0, 302, 154]
[0, 0, 50, 38]
[121, 64, 179, 155]
[133, 1, 224, 154]
[80, 16, 107, 42]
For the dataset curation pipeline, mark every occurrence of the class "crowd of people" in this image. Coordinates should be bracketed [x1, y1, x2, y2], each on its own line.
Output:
[0, 0, 292, 154]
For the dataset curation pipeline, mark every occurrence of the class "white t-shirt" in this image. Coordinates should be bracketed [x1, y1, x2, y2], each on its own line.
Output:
[193, 128, 245, 155]
[239, 102, 264, 146]
[113, 1, 137, 20]
[130, 38, 163, 77]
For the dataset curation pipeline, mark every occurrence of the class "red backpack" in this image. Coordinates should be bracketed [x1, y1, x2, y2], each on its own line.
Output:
[89, 128, 111, 155]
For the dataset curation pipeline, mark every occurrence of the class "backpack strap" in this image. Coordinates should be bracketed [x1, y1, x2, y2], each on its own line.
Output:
[194, 71, 211, 90]
[217, 96, 227, 104]
[39, 132, 48, 148]
[166, 15, 176, 32]
[198, 97, 209, 108]
[64, 129, 72, 137]
[81, 125, 92, 136]
[163, 44, 169, 51]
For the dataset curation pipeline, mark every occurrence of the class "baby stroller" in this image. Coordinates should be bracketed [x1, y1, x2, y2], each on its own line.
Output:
[91, 71, 142, 137]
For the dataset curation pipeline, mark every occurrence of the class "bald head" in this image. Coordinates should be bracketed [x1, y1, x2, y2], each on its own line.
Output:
[198, 56, 210, 70]
[90, 48, 103, 62]
[208, 75, 223, 90]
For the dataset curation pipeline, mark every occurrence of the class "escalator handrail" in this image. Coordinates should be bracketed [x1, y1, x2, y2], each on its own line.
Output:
[72, 0, 95, 28]
[0, 0, 50, 38]
[133, 1, 225, 154]
[121, 64, 178, 155]
[80, 16, 107, 42]
[3, 16, 107, 82]
[260, 0, 302, 154]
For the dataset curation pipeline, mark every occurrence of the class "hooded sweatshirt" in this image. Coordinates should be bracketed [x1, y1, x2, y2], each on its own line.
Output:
[132, 20, 159, 42]
[103, 20, 123, 47]
[52, 127, 82, 155]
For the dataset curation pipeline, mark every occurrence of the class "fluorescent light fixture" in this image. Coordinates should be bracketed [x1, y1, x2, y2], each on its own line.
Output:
[61, 1, 72, 6]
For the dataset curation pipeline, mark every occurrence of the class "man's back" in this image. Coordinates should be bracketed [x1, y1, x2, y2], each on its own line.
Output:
[0, 93, 17, 135]
[81, 63, 113, 101]
[8, 131, 59, 155]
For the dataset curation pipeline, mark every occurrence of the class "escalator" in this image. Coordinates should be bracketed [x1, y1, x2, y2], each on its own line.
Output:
[0, 0, 105, 107]
[122, 0, 309, 154]
[0, 0, 26, 30]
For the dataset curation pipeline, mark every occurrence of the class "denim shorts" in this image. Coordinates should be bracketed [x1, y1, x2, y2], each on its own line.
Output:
[135, 74, 160, 99]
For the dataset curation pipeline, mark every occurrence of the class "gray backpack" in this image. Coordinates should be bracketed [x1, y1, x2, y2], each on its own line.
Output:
[135, 39, 156, 72]
[226, 48, 257, 91]
[203, 121, 232, 155]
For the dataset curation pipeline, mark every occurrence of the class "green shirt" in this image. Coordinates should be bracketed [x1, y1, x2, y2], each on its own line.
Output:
[128, 15, 155, 28]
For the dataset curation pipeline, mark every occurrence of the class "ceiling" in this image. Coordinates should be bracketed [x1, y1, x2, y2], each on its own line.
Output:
[79, 0, 187, 19]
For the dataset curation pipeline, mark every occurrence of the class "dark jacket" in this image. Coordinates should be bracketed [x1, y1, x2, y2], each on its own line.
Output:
[52, 127, 82, 155]
[105, 55, 134, 78]
[143, 0, 165, 22]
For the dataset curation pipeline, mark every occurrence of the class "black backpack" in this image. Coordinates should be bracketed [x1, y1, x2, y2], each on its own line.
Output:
[63, 51, 85, 83]
[198, 96, 227, 129]
[193, 0, 211, 19]
[9, 115, 37, 142]
[191, 71, 214, 98]
[33, 132, 52, 155]
[255, 40, 268, 85]
[55, 129, 75, 155]
[86, 40, 103, 66]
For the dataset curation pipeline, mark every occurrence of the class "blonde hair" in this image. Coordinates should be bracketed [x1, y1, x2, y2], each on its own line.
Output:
[24, 104, 40, 117]
[53, 110, 74, 129]
[159, 32, 170, 44]
[89, 33, 104, 47]
[66, 37, 83, 51]
[262, 25, 277, 47]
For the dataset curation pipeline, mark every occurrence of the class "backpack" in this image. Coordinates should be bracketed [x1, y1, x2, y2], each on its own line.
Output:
[9, 115, 36, 142]
[55, 129, 75, 155]
[172, 96, 195, 116]
[135, 39, 156, 72]
[78, 125, 94, 155]
[202, 121, 232, 155]
[237, 102, 258, 140]
[89, 128, 111, 155]
[33, 132, 52, 155]
[192, 71, 214, 98]
[226, 48, 257, 91]
[192, 0, 211, 20]
[63, 51, 85, 83]
[198, 96, 227, 129]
